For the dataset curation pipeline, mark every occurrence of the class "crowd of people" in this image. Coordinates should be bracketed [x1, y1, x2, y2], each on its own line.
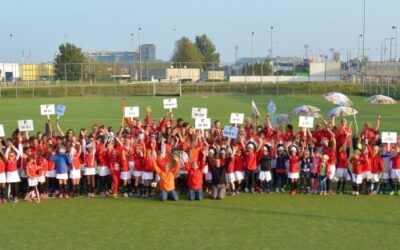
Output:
[0, 105, 399, 204]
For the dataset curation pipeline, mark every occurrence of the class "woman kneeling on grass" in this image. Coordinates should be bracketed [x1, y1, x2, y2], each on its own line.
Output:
[154, 154, 180, 201]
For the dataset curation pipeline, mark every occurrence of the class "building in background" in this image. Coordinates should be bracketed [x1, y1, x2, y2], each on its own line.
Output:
[140, 44, 156, 61]
[20, 64, 55, 81]
[84, 44, 156, 64]
[0, 63, 20, 81]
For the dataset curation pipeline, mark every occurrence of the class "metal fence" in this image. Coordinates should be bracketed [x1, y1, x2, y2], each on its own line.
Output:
[0, 61, 399, 99]
[0, 82, 398, 99]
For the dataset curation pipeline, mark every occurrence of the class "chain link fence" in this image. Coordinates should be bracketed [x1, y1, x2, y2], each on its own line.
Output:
[0, 61, 399, 99]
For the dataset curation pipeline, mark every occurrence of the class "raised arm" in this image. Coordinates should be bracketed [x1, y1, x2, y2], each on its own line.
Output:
[374, 115, 381, 131]
[56, 119, 64, 137]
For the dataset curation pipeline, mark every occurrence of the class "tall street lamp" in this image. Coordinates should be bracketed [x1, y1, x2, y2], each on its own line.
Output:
[251, 31, 254, 76]
[130, 33, 134, 80]
[10, 34, 14, 82]
[357, 34, 363, 58]
[270, 26, 274, 76]
[138, 27, 142, 81]
[392, 26, 397, 61]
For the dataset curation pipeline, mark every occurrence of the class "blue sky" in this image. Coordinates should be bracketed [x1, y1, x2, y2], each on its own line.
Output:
[0, 0, 398, 63]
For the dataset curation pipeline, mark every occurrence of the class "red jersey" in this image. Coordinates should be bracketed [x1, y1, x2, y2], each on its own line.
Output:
[26, 162, 37, 178]
[98, 150, 108, 167]
[36, 157, 48, 176]
[370, 154, 384, 174]
[234, 155, 245, 172]
[46, 152, 55, 171]
[143, 156, 154, 173]
[336, 126, 352, 147]
[227, 156, 235, 173]
[288, 155, 301, 173]
[185, 161, 205, 190]
[133, 155, 144, 171]
[350, 156, 367, 174]
[390, 154, 400, 169]
[85, 152, 95, 168]
[0, 161, 5, 173]
[244, 152, 257, 171]
[70, 147, 81, 170]
[5, 158, 18, 172]
[337, 150, 348, 169]
[312, 130, 325, 147]
[323, 148, 336, 166]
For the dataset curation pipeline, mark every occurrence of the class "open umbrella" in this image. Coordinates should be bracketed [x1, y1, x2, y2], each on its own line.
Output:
[327, 106, 358, 118]
[365, 95, 397, 114]
[275, 114, 292, 124]
[327, 106, 359, 133]
[291, 105, 320, 116]
[323, 92, 353, 106]
[365, 95, 396, 105]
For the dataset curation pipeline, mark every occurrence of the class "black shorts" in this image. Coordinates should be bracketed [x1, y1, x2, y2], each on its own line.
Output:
[310, 173, 318, 179]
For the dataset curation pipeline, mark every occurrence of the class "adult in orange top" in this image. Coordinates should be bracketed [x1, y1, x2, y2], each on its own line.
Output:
[153, 154, 180, 201]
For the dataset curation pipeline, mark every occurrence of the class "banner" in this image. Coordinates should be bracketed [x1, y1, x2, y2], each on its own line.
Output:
[0, 125, 4, 137]
[191, 107, 208, 119]
[18, 120, 34, 132]
[298, 116, 314, 128]
[230, 113, 244, 124]
[40, 104, 55, 116]
[381, 132, 397, 144]
[195, 118, 211, 130]
[223, 126, 239, 139]
[124, 106, 140, 118]
[55, 105, 66, 116]
[163, 98, 178, 109]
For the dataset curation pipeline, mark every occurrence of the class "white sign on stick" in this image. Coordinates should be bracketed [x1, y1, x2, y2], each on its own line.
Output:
[18, 120, 34, 132]
[191, 107, 208, 119]
[195, 118, 211, 130]
[40, 104, 55, 116]
[0, 125, 4, 137]
[223, 126, 239, 139]
[381, 132, 397, 144]
[299, 116, 314, 128]
[230, 113, 244, 124]
[124, 106, 140, 118]
[163, 98, 178, 109]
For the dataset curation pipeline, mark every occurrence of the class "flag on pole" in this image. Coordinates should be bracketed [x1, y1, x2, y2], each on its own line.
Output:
[267, 100, 276, 115]
[251, 101, 260, 118]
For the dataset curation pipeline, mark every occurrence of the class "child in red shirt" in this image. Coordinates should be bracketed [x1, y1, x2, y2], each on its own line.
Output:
[0, 152, 6, 203]
[25, 157, 40, 203]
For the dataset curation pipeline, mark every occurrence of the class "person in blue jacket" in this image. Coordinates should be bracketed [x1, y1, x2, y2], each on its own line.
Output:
[50, 147, 72, 198]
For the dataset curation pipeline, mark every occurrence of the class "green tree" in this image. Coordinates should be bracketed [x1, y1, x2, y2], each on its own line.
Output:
[172, 37, 204, 68]
[195, 34, 220, 67]
[54, 43, 85, 80]
[242, 58, 272, 76]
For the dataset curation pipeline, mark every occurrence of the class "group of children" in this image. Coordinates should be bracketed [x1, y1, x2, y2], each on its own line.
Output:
[0, 105, 399, 204]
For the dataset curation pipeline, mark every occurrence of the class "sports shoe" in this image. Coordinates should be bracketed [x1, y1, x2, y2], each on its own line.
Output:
[280, 188, 285, 193]
[123, 193, 128, 198]
[389, 191, 395, 196]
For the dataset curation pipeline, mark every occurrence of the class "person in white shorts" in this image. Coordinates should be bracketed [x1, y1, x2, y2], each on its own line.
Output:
[258, 145, 273, 193]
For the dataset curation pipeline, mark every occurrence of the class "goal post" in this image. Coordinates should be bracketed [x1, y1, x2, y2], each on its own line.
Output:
[152, 82, 182, 97]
